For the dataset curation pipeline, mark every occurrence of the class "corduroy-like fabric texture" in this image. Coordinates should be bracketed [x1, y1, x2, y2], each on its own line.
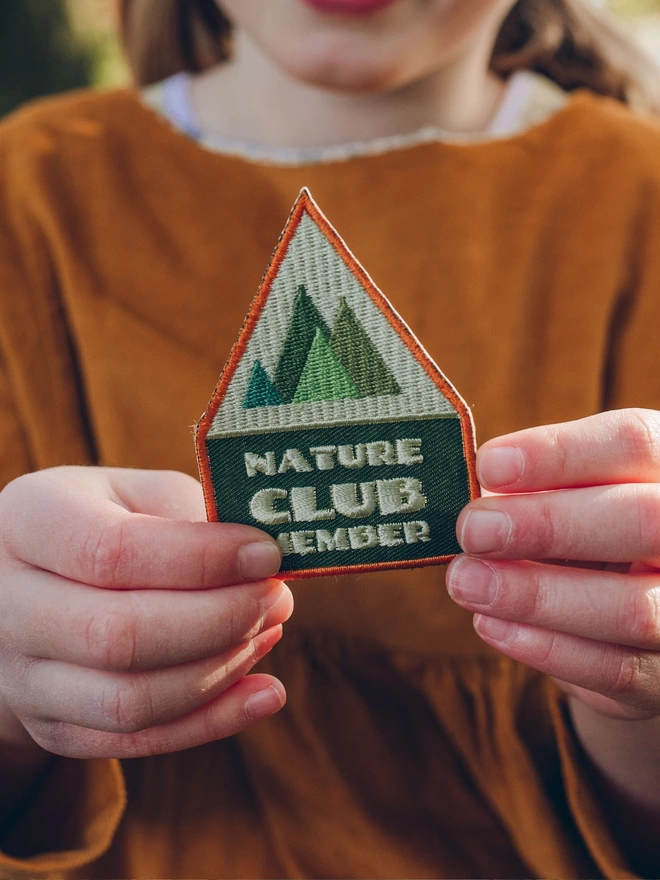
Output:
[0, 85, 660, 878]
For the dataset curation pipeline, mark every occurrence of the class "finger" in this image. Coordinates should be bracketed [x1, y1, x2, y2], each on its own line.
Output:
[553, 680, 654, 721]
[27, 674, 286, 760]
[447, 556, 660, 650]
[456, 483, 660, 564]
[477, 409, 660, 492]
[1, 468, 282, 588]
[105, 469, 209, 521]
[10, 570, 293, 671]
[14, 626, 282, 734]
[472, 615, 660, 715]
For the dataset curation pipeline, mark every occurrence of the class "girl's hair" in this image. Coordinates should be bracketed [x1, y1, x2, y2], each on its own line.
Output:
[117, 0, 660, 113]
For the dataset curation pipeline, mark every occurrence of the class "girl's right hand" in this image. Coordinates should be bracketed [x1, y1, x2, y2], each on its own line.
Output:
[0, 466, 292, 761]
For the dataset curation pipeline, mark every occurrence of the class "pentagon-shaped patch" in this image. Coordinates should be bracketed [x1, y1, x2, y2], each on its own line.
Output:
[196, 189, 479, 578]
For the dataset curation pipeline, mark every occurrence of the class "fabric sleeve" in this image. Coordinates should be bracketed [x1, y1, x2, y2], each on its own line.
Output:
[0, 116, 127, 877]
[0, 352, 34, 490]
[603, 163, 660, 414]
[549, 696, 641, 880]
[554, 154, 660, 879]
[0, 114, 94, 479]
[0, 759, 126, 880]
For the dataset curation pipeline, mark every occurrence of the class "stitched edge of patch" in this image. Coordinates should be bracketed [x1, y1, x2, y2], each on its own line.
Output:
[195, 188, 479, 579]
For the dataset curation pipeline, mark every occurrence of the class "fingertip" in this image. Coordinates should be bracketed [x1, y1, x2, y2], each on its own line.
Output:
[252, 624, 284, 658]
[244, 682, 286, 721]
[457, 508, 513, 555]
[238, 541, 282, 581]
[455, 506, 469, 548]
[261, 581, 294, 628]
[477, 445, 525, 491]
[473, 613, 517, 645]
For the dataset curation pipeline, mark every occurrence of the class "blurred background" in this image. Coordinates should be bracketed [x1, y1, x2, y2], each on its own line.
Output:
[1, 0, 659, 117]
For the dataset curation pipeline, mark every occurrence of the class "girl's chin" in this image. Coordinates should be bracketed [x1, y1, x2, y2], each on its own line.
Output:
[277, 57, 402, 92]
[266, 38, 409, 91]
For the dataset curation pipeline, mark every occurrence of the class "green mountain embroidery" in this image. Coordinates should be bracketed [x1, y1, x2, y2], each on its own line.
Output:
[330, 297, 401, 397]
[244, 286, 404, 410]
[242, 361, 284, 409]
[292, 328, 360, 404]
[273, 286, 330, 403]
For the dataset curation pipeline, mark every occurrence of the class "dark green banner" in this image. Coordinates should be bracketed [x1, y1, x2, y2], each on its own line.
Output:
[207, 417, 469, 573]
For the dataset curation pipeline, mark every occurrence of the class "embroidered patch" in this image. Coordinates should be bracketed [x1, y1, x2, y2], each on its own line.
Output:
[195, 189, 479, 578]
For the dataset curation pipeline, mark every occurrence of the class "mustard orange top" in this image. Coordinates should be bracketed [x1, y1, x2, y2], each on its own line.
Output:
[0, 85, 659, 880]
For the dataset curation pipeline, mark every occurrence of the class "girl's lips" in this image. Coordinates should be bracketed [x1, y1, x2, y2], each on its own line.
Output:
[300, 0, 400, 16]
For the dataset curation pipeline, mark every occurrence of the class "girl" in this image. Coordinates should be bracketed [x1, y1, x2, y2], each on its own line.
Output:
[1, 0, 660, 876]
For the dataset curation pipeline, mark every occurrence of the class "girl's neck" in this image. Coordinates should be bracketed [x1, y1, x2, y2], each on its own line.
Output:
[190, 29, 507, 149]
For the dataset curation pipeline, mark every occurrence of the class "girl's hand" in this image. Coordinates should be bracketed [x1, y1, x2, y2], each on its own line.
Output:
[0, 467, 292, 761]
[446, 408, 660, 721]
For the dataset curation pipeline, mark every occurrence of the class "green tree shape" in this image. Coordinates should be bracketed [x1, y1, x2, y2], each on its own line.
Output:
[273, 286, 331, 403]
[242, 360, 284, 409]
[293, 328, 360, 404]
[330, 297, 401, 397]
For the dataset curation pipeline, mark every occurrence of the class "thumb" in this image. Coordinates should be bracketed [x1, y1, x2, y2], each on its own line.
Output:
[104, 468, 209, 521]
[1, 467, 282, 590]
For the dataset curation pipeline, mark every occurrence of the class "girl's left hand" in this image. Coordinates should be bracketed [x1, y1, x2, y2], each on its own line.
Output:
[446, 408, 660, 721]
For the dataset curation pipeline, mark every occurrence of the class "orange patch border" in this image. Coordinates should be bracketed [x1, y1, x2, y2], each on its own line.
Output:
[195, 188, 480, 579]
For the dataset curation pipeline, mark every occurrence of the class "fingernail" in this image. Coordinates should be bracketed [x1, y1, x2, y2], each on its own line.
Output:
[478, 447, 525, 489]
[261, 585, 294, 628]
[252, 625, 284, 661]
[238, 542, 282, 581]
[245, 685, 285, 720]
[474, 614, 517, 644]
[459, 509, 512, 554]
[447, 557, 498, 606]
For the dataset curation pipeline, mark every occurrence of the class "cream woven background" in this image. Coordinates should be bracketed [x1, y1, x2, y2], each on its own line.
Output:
[209, 212, 458, 438]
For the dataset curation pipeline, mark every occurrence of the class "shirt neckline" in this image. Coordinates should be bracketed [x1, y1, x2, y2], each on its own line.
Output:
[140, 69, 569, 167]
